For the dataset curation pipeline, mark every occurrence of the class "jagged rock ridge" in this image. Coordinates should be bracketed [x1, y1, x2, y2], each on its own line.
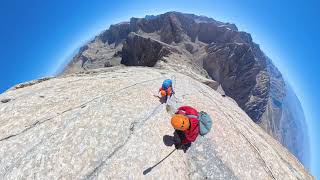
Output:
[63, 11, 309, 167]
[0, 67, 313, 179]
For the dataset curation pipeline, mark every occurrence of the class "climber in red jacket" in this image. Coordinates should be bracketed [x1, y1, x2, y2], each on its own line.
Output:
[171, 106, 199, 152]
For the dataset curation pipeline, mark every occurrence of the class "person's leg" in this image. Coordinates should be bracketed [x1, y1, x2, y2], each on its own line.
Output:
[173, 130, 187, 148]
[173, 130, 182, 145]
[182, 142, 191, 153]
[175, 130, 185, 140]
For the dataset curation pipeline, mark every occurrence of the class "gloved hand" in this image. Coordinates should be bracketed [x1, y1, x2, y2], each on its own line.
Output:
[174, 143, 182, 149]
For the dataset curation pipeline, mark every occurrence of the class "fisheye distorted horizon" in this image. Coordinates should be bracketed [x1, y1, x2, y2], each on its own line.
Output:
[1, 0, 319, 177]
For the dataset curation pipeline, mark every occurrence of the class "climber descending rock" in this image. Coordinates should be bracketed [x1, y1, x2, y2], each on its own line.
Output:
[171, 106, 212, 152]
[144, 105, 213, 175]
[159, 79, 175, 103]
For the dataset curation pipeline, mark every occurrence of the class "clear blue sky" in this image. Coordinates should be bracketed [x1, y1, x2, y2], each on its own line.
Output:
[1, 0, 319, 177]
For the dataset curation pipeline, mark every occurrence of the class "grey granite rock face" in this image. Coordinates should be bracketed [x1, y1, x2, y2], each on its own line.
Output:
[203, 42, 269, 122]
[0, 67, 313, 179]
[62, 12, 309, 166]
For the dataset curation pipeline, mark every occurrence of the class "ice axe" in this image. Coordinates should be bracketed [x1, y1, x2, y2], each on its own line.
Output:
[143, 148, 177, 175]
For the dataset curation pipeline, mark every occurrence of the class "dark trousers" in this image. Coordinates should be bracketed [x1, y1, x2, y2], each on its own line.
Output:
[173, 130, 191, 149]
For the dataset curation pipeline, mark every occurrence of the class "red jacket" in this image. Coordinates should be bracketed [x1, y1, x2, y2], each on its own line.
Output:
[176, 106, 199, 144]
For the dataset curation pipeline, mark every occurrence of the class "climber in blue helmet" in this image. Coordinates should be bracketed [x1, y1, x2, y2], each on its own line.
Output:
[159, 79, 175, 102]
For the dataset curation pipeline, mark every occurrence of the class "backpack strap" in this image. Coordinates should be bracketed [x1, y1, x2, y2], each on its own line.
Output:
[186, 114, 199, 119]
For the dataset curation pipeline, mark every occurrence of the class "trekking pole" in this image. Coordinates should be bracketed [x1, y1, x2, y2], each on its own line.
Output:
[143, 148, 177, 175]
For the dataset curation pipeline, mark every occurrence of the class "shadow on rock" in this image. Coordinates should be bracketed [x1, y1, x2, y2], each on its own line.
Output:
[153, 95, 167, 104]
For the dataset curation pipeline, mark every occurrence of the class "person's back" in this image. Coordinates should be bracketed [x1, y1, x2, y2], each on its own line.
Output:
[175, 106, 199, 144]
[159, 79, 174, 101]
[171, 106, 200, 151]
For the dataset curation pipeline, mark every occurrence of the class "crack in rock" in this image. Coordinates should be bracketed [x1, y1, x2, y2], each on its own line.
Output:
[0, 77, 163, 142]
[84, 136, 131, 180]
[1, 77, 165, 178]
[129, 121, 137, 132]
[1, 115, 80, 177]
[187, 137, 237, 179]
[84, 104, 164, 179]
[237, 129, 277, 180]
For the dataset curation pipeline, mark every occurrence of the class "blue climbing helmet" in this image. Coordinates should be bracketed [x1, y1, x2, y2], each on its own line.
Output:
[162, 79, 172, 89]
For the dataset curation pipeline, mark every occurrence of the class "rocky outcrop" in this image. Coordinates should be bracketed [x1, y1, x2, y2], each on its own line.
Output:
[62, 40, 122, 75]
[203, 42, 269, 122]
[62, 11, 309, 166]
[9, 77, 53, 90]
[0, 67, 313, 179]
[100, 22, 131, 45]
[121, 33, 171, 66]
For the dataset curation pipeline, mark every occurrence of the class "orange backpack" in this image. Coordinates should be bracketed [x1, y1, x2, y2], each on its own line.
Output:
[160, 86, 172, 97]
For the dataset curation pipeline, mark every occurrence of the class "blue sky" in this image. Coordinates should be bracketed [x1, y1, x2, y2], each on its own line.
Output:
[1, 0, 319, 177]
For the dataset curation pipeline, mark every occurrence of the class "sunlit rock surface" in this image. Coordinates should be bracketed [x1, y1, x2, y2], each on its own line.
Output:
[0, 67, 312, 179]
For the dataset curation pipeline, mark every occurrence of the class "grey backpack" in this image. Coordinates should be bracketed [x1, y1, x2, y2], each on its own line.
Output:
[187, 111, 213, 136]
[198, 111, 213, 136]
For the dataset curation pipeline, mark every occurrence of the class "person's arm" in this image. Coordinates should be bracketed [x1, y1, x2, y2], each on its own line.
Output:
[173, 130, 183, 148]
[178, 106, 188, 111]
[173, 129, 189, 145]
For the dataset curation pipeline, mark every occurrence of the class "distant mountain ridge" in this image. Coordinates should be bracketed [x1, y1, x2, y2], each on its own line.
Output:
[63, 11, 309, 167]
